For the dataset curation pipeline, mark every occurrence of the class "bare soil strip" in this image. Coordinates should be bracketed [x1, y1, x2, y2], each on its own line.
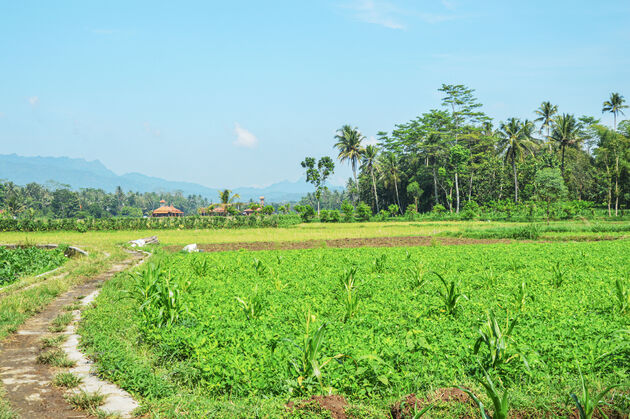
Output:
[0, 251, 144, 418]
[165, 236, 510, 253]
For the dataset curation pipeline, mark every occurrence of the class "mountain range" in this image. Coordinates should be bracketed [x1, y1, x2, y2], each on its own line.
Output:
[0, 154, 342, 202]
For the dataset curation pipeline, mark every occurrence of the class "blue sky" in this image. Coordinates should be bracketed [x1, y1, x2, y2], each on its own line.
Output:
[0, 1, 628, 188]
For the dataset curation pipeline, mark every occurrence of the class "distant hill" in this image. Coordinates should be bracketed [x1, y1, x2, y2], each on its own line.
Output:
[0, 154, 342, 202]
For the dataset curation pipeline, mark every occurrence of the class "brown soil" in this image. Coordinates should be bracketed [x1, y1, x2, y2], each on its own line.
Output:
[165, 236, 509, 253]
[0, 251, 144, 419]
[286, 395, 348, 419]
[390, 387, 474, 418]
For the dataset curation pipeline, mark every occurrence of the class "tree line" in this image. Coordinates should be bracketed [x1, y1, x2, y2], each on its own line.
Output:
[302, 86, 629, 217]
[0, 183, 209, 219]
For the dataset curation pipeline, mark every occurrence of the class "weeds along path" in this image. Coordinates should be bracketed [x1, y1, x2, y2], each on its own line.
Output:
[0, 250, 145, 418]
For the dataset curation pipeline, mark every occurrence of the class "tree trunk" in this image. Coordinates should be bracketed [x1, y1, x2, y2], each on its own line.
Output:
[512, 156, 518, 203]
[317, 200, 320, 216]
[393, 177, 401, 214]
[468, 172, 474, 202]
[433, 167, 438, 205]
[605, 162, 612, 217]
[615, 155, 619, 216]
[455, 171, 460, 213]
[370, 169, 379, 213]
[561, 145, 566, 178]
[353, 167, 358, 204]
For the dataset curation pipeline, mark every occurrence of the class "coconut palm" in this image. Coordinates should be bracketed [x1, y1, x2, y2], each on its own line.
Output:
[378, 151, 402, 213]
[551, 114, 581, 177]
[534, 101, 558, 146]
[218, 189, 240, 210]
[334, 125, 365, 202]
[498, 118, 537, 203]
[602, 92, 628, 131]
[361, 145, 380, 212]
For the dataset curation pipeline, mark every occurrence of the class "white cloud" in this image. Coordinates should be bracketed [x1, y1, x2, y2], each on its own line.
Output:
[234, 123, 259, 148]
[343, 0, 406, 30]
[365, 136, 379, 146]
[28, 96, 39, 106]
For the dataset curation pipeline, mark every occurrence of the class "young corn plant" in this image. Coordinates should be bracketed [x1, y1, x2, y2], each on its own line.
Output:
[514, 282, 534, 311]
[433, 272, 468, 316]
[474, 310, 529, 371]
[372, 254, 387, 273]
[339, 267, 359, 321]
[190, 257, 210, 277]
[130, 263, 191, 328]
[286, 311, 344, 392]
[407, 263, 428, 290]
[570, 365, 617, 419]
[269, 268, 286, 291]
[614, 279, 629, 314]
[460, 367, 509, 419]
[235, 289, 264, 320]
[551, 261, 566, 287]
[252, 258, 268, 277]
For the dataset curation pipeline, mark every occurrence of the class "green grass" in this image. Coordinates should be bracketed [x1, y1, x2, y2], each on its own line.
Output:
[37, 348, 75, 367]
[0, 246, 67, 287]
[65, 390, 104, 410]
[0, 247, 126, 340]
[49, 312, 73, 332]
[80, 239, 630, 417]
[41, 334, 67, 349]
[53, 372, 82, 388]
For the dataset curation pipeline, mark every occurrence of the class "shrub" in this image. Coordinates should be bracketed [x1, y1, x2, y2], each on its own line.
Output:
[341, 201, 355, 222]
[387, 204, 399, 216]
[461, 200, 480, 220]
[355, 202, 371, 221]
[432, 204, 446, 214]
[294, 205, 315, 222]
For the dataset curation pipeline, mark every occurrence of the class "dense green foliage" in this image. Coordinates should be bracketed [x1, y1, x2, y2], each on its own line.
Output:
[0, 247, 66, 285]
[319, 86, 630, 217]
[0, 214, 301, 232]
[0, 183, 210, 218]
[81, 240, 629, 416]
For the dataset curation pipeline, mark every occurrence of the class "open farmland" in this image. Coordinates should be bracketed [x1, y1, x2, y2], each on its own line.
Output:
[0, 246, 67, 287]
[79, 236, 630, 417]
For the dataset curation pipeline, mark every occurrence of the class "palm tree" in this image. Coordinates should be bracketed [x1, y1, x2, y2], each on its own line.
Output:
[361, 145, 380, 212]
[334, 125, 365, 202]
[218, 189, 240, 211]
[550, 114, 581, 177]
[498, 118, 537, 203]
[534, 101, 558, 147]
[602, 92, 628, 131]
[378, 151, 402, 213]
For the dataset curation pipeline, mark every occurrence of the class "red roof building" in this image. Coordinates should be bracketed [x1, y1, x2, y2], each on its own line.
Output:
[152, 203, 184, 217]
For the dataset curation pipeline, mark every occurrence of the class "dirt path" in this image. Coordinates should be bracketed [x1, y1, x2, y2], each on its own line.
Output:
[165, 235, 510, 253]
[0, 251, 145, 418]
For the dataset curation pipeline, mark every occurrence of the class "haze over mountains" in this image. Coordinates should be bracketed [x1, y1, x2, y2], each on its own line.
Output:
[0, 154, 341, 202]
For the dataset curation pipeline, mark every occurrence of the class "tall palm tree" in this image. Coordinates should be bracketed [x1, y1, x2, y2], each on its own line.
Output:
[498, 118, 537, 203]
[378, 151, 402, 213]
[361, 145, 380, 212]
[534, 101, 558, 146]
[551, 113, 581, 177]
[218, 189, 240, 210]
[602, 92, 628, 131]
[334, 125, 365, 202]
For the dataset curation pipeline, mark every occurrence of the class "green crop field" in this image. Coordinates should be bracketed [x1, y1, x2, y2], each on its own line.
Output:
[79, 238, 630, 418]
[0, 246, 67, 287]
